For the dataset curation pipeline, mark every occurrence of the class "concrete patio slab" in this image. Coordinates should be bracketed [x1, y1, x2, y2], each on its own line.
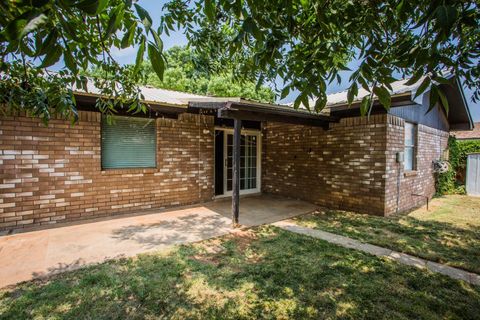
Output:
[0, 195, 314, 288]
[205, 194, 317, 226]
[0, 206, 232, 288]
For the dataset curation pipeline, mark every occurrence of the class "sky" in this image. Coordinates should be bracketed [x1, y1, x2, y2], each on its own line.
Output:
[109, 0, 480, 121]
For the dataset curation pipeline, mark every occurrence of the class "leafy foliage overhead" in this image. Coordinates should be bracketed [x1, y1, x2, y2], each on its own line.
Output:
[0, 0, 479, 123]
[162, 0, 479, 114]
[0, 0, 165, 123]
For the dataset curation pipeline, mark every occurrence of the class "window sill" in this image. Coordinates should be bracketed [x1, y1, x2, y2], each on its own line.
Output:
[404, 170, 417, 177]
[101, 168, 158, 175]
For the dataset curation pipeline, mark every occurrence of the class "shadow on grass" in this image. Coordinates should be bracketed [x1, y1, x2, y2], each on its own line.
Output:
[1, 227, 479, 319]
[296, 208, 480, 274]
[31, 258, 88, 280]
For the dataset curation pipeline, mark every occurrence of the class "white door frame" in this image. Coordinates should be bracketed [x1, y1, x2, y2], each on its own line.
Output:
[215, 127, 262, 198]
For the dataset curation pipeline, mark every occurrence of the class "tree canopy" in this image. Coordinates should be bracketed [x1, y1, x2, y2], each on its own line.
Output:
[1, 0, 164, 123]
[163, 0, 479, 114]
[1, 0, 479, 122]
[140, 46, 275, 103]
[87, 45, 275, 102]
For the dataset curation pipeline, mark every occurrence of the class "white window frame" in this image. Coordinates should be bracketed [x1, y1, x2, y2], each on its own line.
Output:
[404, 122, 417, 171]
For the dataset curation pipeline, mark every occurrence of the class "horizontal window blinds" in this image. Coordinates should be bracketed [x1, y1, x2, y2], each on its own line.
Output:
[101, 116, 156, 169]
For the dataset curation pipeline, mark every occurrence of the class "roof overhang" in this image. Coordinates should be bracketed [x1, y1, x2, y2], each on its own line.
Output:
[327, 76, 474, 130]
[74, 92, 187, 119]
[444, 78, 474, 130]
[188, 100, 339, 129]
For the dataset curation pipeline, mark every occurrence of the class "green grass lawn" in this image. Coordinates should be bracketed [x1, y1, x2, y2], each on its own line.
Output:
[296, 195, 480, 274]
[1, 226, 479, 319]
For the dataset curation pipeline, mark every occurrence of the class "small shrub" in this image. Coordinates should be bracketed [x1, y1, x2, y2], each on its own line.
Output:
[436, 167, 456, 195]
[436, 136, 480, 195]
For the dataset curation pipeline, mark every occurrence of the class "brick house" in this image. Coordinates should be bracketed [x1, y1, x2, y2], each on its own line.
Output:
[0, 76, 473, 231]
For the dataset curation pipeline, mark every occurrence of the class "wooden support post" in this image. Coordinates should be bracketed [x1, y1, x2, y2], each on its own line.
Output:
[232, 118, 242, 227]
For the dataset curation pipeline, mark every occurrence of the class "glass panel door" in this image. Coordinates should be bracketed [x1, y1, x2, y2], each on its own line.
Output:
[225, 132, 259, 193]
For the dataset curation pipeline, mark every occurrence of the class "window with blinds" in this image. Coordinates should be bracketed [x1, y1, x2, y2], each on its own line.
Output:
[101, 116, 156, 169]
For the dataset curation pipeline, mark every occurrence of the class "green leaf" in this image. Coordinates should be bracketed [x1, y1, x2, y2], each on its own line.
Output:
[396, 0, 405, 14]
[347, 82, 358, 106]
[256, 74, 264, 91]
[280, 86, 290, 100]
[75, 0, 101, 15]
[337, 63, 351, 72]
[243, 17, 261, 40]
[121, 23, 136, 49]
[64, 49, 77, 73]
[314, 96, 326, 112]
[413, 77, 431, 99]
[151, 29, 163, 52]
[405, 70, 424, 86]
[435, 5, 458, 30]
[104, 12, 118, 39]
[104, 5, 125, 40]
[134, 3, 152, 30]
[204, 0, 215, 22]
[293, 94, 302, 110]
[301, 93, 309, 111]
[360, 96, 371, 116]
[134, 38, 145, 74]
[76, 76, 88, 91]
[96, 0, 109, 14]
[437, 88, 449, 115]
[357, 76, 370, 92]
[20, 14, 48, 39]
[20, 40, 34, 56]
[36, 29, 58, 56]
[58, 16, 79, 41]
[427, 85, 439, 114]
[39, 45, 62, 67]
[373, 86, 391, 110]
[300, 0, 310, 9]
[433, 76, 453, 86]
[3, 18, 26, 41]
[148, 43, 165, 81]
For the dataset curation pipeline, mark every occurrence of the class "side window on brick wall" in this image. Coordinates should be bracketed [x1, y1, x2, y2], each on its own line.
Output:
[404, 122, 417, 171]
[101, 116, 156, 169]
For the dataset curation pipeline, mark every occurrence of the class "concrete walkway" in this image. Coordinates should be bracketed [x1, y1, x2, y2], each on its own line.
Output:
[273, 220, 480, 286]
[0, 195, 316, 288]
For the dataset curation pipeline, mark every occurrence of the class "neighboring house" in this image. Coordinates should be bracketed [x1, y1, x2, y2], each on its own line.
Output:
[451, 122, 480, 140]
[0, 76, 473, 231]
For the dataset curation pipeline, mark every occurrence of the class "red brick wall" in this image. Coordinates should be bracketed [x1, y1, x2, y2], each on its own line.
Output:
[262, 114, 389, 215]
[263, 114, 449, 216]
[384, 115, 449, 214]
[0, 111, 214, 230]
[0, 110, 450, 230]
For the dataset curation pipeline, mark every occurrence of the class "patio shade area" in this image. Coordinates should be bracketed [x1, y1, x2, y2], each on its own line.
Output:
[189, 100, 336, 225]
[205, 195, 317, 226]
[0, 195, 317, 288]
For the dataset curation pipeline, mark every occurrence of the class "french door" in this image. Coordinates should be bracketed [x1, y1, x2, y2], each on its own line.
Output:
[220, 129, 261, 196]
